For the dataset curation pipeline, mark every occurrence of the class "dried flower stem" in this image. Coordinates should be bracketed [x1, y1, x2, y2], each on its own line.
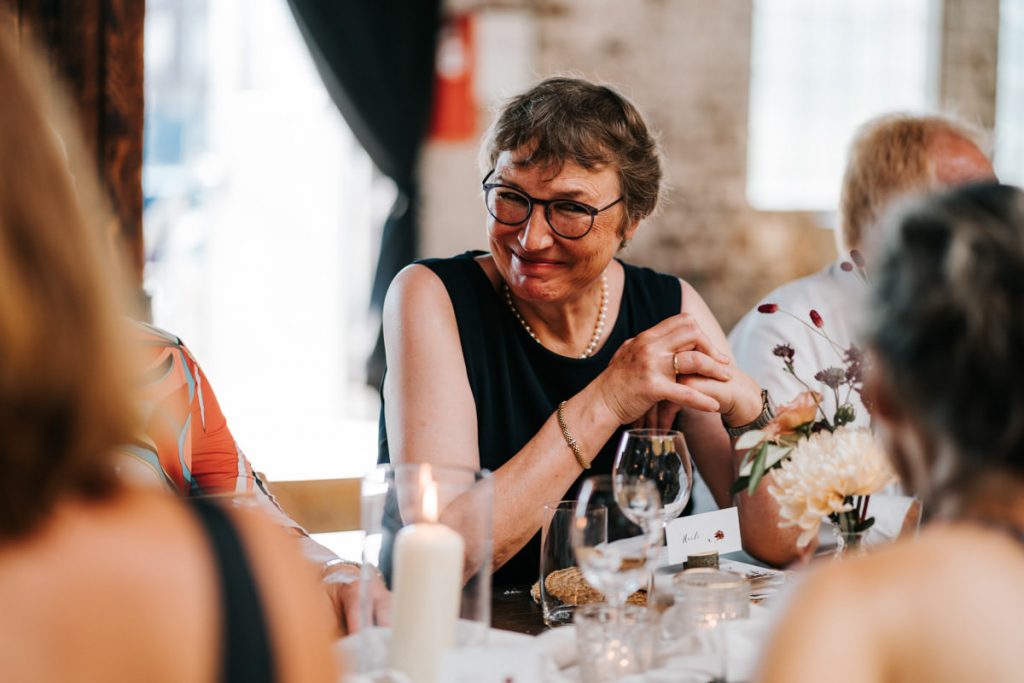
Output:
[777, 310, 846, 360]
[783, 365, 832, 427]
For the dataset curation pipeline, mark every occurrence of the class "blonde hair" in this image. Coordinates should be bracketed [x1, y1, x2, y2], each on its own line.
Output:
[0, 33, 136, 538]
[838, 113, 989, 252]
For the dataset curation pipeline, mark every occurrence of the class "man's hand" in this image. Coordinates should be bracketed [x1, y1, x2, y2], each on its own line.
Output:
[322, 563, 391, 635]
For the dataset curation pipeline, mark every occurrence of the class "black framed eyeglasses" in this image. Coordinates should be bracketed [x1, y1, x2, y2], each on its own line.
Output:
[481, 170, 624, 240]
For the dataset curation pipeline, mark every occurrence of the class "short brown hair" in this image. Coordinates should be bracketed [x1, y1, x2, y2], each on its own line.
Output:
[482, 77, 662, 225]
[0, 34, 136, 538]
[839, 113, 989, 252]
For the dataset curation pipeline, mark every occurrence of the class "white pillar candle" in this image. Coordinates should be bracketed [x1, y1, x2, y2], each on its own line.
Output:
[389, 482, 465, 683]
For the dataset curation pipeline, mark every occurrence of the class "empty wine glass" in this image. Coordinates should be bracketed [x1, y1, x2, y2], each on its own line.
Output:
[571, 475, 661, 610]
[613, 428, 693, 532]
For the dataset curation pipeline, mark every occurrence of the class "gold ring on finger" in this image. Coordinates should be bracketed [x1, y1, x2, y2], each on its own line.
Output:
[672, 352, 680, 376]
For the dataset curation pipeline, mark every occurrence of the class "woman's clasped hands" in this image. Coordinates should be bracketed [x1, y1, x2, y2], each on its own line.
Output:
[596, 313, 762, 430]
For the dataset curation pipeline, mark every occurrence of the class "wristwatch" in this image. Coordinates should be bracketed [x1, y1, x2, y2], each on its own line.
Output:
[723, 389, 774, 438]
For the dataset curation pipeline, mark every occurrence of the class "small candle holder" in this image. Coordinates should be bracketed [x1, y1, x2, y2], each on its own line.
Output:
[666, 568, 750, 683]
[357, 463, 493, 683]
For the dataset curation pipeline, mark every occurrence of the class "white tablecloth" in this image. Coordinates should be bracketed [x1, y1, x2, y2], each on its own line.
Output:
[338, 604, 775, 682]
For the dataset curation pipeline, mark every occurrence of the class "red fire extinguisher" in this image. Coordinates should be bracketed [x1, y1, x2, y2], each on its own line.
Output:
[429, 13, 477, 142]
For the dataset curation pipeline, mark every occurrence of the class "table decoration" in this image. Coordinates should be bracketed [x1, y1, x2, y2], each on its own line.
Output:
[732, 252, 871, 498]
[767, 426, 895, 554]
[730, 257, 903, 553]
[357, 463, 493, 682]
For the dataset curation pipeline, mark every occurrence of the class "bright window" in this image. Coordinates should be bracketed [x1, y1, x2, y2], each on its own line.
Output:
[143, 0, 387, 487]
[996, 0, 1024, 185]
[746, 0, 943, 211]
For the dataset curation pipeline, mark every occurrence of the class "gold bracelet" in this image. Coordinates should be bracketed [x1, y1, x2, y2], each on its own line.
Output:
[557, 400, 589, 470]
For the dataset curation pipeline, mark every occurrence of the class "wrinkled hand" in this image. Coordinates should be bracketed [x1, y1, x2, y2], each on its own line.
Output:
[323, 564, 391, 635]
[677, 362, 763, 428]
[597, 313, 733, 425]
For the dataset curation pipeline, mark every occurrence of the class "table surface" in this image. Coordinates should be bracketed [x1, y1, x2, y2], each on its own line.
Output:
[491, 585, 548, 636]
[489, 551, 778, 636]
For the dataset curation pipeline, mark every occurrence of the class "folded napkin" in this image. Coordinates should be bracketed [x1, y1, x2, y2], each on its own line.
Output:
[337, 624, 540, 683]
[338, 606, 773, 682]
[532, 604, 773, 683]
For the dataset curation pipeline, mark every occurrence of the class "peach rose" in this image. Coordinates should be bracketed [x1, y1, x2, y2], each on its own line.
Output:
[763, 391, 821, 438]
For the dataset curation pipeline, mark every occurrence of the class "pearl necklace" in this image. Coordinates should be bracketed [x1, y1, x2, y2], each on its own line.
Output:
[503, 272, 609, 359]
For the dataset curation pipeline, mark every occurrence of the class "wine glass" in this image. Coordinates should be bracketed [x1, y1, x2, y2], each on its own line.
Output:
[613, 428, 693, 532]
[571, 475, 661, 610]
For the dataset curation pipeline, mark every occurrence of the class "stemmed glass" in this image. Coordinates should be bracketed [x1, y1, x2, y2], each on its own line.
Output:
[613, 428, 693, 535]
[571, 475, 662, 610]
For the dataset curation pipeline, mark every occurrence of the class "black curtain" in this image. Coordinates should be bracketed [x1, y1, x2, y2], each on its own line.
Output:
[286, 0, 443, 386]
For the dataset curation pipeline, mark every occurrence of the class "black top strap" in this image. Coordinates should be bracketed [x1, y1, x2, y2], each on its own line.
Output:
[189, 497, 275, 683]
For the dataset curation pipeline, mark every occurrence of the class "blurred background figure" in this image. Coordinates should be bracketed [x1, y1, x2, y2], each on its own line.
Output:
[0, 33, 336, 682]
[731, 113, 995, 428]
[757, 182, 1024, 682]
[729, 113, 996, 566]
[120, 318, 390, 634]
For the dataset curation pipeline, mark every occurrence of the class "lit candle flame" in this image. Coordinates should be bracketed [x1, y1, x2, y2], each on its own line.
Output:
[423, 480, 439, 522]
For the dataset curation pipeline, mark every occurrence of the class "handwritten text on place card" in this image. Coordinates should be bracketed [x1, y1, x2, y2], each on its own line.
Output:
[665, 506, 742, 565]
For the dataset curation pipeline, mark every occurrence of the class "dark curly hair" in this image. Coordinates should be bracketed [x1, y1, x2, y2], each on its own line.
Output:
[868, 182, 1024, 490]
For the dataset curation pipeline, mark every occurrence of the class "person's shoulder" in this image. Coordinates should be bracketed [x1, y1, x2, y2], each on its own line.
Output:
[618, 258, 678, 288]
[414, 250, 491, 283]
[618, 258, 683, 312]
[130, 319, 184, 348]
[0, 492, 221, 682]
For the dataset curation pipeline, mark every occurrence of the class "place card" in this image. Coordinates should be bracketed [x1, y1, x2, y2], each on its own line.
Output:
[665, 506, 742, 565]
[438, 644, 543, 683]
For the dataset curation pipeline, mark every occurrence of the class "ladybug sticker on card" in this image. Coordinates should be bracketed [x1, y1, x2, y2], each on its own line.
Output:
[666, 507, 743, 565]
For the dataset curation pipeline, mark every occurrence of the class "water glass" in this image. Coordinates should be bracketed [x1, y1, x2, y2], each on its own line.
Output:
[572, 475, 661, 608]
[665, 569, 750, 682]
[575, 603, 657, 682]
[613, 428, 693, 529]
[540, 500, 607, 626]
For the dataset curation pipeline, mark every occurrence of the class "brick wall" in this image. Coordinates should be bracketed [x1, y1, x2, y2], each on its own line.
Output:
[420, 0, 998, 329]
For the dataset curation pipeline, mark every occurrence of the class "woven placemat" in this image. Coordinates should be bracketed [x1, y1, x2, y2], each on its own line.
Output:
[531, 566, 647, 607]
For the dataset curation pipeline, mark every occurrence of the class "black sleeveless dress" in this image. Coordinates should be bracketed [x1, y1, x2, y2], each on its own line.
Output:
[189, 497, 275, 683]
[378, 250, 687, 585]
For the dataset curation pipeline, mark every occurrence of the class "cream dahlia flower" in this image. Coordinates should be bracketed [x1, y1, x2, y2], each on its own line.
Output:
[767, 427, 895, 548]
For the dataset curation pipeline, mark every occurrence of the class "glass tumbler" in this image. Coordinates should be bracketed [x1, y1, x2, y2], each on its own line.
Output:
[667, 568, 750, 683]
[540, 500, 607, 627]
[358, 463, 493, 683]
[575, 602, 657, 682]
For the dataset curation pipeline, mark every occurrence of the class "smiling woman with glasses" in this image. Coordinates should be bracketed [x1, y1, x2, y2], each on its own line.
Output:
[377, 77, 769, 585]
[482, 169, 625, 240]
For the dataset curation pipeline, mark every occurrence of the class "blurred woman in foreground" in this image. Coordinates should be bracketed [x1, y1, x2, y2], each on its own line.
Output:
[758, 182, 1024, 682]
[0, 35, 335, 682]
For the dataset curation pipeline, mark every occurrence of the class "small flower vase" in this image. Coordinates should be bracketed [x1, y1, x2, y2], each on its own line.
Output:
[830, 519, 867, 559]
